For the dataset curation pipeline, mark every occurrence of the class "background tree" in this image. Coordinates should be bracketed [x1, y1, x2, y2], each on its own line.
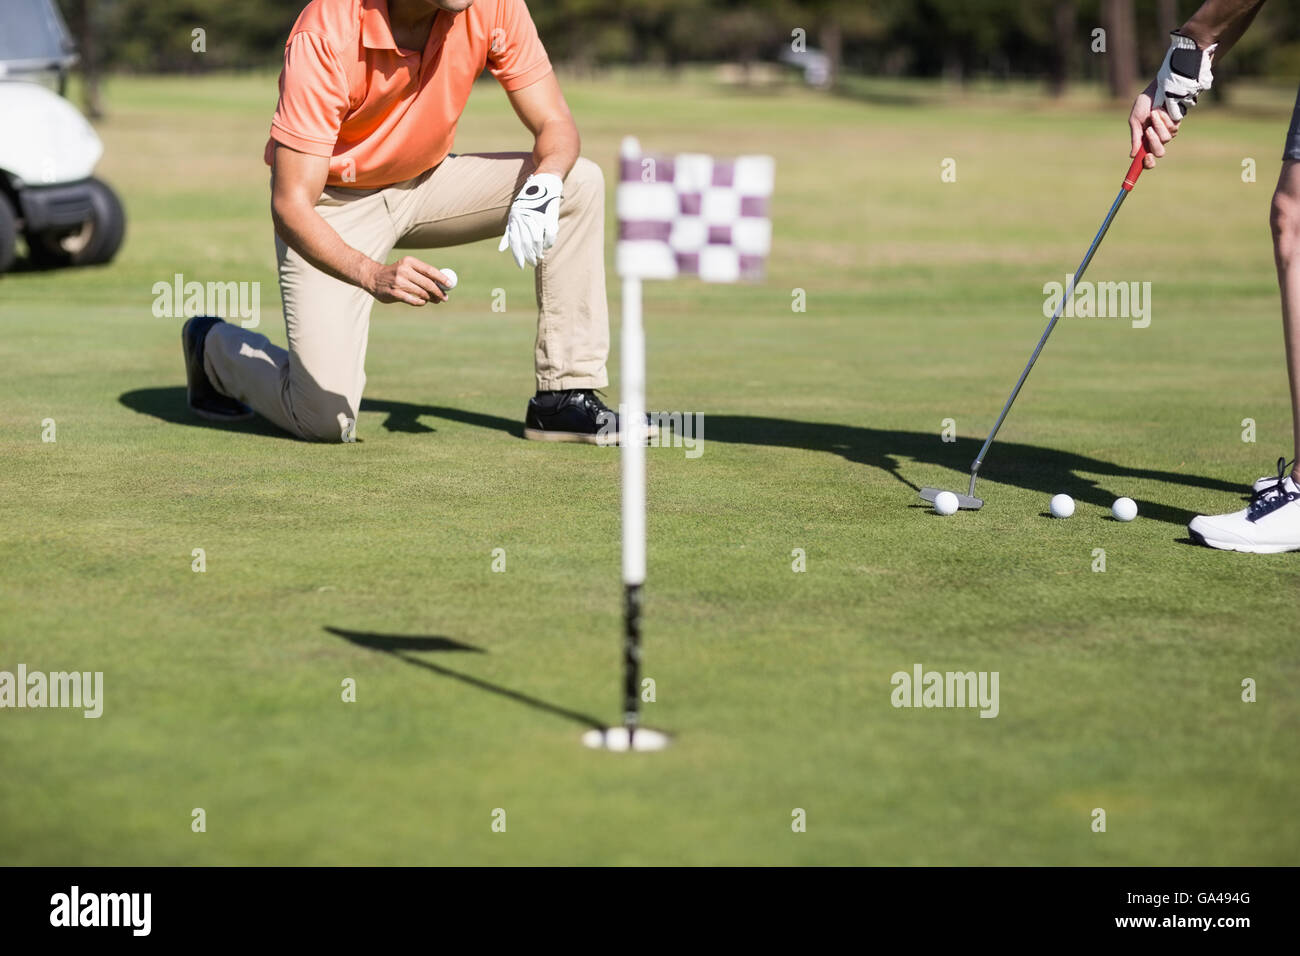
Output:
[1101, 0, 1139, 100]
[1049, 1, 1077, 98]
[65, 0, 103, 118]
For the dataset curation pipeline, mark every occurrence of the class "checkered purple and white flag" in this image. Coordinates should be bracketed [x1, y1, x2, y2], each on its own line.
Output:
[616, 145, 774, 283]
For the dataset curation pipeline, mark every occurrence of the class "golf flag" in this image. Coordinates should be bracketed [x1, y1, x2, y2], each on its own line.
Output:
[616, 142, 775, 282]
[611, 138, 774, 749]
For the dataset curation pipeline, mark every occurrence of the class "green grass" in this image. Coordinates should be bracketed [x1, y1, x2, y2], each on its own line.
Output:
[1, 71, 1299, 865]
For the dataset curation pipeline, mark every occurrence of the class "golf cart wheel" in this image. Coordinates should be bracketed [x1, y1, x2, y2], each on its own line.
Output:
[0, 193, 16, 275]
[26, 177, 126, 268]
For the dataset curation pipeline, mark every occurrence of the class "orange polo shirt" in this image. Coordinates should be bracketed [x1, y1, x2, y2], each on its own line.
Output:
[264, 0, 552, 188]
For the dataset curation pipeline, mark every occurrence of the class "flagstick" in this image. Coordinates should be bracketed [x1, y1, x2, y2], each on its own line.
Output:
[599, 137, 770, 753]
[620, 274, 646, 747]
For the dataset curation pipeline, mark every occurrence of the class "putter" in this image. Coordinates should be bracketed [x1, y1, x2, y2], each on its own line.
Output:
[920, 142, 1151, 510]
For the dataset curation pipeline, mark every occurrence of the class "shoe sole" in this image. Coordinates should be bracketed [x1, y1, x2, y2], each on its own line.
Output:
[1188, 527, 1300, 554]
[187, 397, 255, 423]
[524, 427, 615, 445]
[524, 425, 658, 445]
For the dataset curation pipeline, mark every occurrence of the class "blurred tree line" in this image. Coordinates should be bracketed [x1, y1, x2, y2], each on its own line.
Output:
[56, 0, 1300, 99]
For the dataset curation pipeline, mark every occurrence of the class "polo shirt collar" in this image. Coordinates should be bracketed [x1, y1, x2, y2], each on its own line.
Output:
[361, 0, 400, 52]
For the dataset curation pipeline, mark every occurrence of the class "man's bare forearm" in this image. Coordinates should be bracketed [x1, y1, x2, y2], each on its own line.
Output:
[271, 200, 379, 293]
[1181, 0, 1267, 59]
[531, 117, 580, 180]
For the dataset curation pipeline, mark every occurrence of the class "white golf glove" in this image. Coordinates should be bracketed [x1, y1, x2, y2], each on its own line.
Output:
[498, 172, 563, 269]
[1152, 32, 1217, 123]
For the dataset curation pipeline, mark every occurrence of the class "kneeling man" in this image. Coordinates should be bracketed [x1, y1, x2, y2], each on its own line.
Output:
[182, 0, 630, 444]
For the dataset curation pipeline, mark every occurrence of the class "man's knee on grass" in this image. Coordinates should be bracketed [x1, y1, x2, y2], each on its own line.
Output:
[292, 403, 359, 444]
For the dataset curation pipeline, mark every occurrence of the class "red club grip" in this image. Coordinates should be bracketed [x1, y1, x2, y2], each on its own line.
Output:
[1123, 142, 1149, 191]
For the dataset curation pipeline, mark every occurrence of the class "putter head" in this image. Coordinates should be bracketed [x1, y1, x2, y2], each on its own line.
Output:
[919, 487, 985, 511]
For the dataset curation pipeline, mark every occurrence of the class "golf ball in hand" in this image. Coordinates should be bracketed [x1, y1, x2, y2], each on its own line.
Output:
[437, 267, 458, 290]
[1049, 493, 1075, 518]
[1111, 496, 1138, 522]
[933, 491, 959, 516]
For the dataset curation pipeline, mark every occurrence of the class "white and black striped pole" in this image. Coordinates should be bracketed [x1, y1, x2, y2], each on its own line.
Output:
[619, 136, 647, 749]
[621, 266, 645, 746]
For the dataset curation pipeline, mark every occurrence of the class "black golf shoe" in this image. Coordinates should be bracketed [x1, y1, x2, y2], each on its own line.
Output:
[181, 316, 254, 422]
[524, 389, 650, 445]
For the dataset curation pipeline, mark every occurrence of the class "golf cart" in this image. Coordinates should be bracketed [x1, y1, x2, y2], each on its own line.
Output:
[0, 0, 126, 275]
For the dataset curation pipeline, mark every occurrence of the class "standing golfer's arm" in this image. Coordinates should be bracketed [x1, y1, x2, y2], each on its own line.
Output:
[1129, 0, 1267, 167]
[1180, 0, 1268, 55]
[270, 145, 446, 307]
[506, 73, 580, 179]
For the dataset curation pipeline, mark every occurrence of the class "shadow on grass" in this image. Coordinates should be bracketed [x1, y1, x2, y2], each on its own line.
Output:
[390, 407, 1241, 527]
[700, 416, 1245, 528]
[120, 389, 1242, 526]
[118, 388, 524, 440]
[358, 398, 525, 438]
[325, 626, 605, 731]
[119, 387, 297, 439]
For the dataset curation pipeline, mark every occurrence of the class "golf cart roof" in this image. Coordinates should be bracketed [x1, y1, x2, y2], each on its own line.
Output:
[0, 0, 78, 76]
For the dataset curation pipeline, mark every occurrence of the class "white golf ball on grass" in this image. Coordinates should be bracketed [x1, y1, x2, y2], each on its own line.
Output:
[1111, 497, 1138, 522]
[1049, 493, 1075, 518]
[933, 491, 959, 516]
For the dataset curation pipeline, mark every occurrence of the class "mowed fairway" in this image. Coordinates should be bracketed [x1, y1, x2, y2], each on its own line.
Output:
[1, 72, 1298, 865]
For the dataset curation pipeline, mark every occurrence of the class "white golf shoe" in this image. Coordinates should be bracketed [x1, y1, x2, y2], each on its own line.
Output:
[1190, 467, 1300, 554]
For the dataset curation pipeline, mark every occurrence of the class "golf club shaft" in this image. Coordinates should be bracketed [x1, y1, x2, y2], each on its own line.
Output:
[967, 146, 1149, 497]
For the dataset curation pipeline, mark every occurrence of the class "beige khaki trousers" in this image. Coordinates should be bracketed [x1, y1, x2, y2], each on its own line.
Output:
[204, 153, 609, 442]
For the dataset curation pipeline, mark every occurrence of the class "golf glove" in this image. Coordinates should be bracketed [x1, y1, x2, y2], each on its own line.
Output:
[1152, 32, 1217, 123]
[498, 172, 563, 269]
